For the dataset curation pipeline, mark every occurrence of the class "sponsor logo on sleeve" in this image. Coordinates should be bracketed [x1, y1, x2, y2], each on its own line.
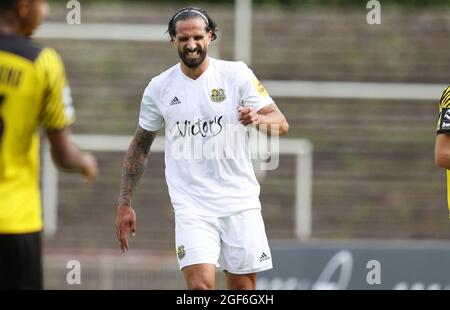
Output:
[441, 109, 450, 130]
[252, 77, 269, 97]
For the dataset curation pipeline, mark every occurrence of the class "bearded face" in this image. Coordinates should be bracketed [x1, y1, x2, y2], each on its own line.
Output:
[173, 17, 212, 69]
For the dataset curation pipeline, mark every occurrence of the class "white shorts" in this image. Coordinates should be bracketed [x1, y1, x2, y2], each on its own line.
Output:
[175, 209, 273, 274]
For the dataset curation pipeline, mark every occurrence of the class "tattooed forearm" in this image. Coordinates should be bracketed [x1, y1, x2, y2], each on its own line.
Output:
[118, 126, 157, 206]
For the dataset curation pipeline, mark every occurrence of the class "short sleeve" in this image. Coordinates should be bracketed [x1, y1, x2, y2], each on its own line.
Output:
[37, 48, 75, 130]
[437, 86, 450, 134]
[138, 81, 164, 131]
[238, 62, 274, 112]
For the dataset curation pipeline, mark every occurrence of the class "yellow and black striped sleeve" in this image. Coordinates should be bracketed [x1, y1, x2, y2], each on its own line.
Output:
[36, 48, 75, 131]
[436, 86, 450, 134]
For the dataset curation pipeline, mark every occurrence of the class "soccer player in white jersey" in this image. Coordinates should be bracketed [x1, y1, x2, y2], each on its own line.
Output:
[115, 7, 289, 290]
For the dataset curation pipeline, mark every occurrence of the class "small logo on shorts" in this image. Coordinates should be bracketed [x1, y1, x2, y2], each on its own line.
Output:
[259, 252, 270, 262]
[177, 245, 186, 259]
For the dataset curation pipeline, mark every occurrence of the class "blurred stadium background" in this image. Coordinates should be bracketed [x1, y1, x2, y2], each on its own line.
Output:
[36, 0, 450, 289]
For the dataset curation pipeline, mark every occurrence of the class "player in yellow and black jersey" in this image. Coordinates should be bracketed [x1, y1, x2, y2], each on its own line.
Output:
[435, 86, 450, 217]
[0, 0, 98, 289]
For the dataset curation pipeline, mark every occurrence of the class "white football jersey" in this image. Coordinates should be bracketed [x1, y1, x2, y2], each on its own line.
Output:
[139, 58, 274, 216]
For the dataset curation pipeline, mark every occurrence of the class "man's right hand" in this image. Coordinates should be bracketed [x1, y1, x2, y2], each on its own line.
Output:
[46, 128, 98, 182]
[115, 204, 136, 253]
[81, 151, 98, 182]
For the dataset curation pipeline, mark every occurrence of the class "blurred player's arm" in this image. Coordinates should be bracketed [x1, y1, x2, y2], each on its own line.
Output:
[435, 134, 450, 169]
[116, 125, 158, 252]
[238, 103, 289, 136]
[39, 48, 98, 182]
[46, 128, 97, 182]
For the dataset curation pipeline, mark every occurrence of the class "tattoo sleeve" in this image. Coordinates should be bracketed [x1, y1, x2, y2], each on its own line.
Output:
[118, 126, 157, 206]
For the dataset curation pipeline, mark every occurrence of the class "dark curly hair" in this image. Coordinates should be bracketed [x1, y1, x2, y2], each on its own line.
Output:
[167, 7, 218, 42]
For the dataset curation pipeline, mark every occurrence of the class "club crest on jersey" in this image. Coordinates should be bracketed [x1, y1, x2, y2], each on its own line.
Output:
[177, 245, 186, 259]
[210, 88, 226, 103]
